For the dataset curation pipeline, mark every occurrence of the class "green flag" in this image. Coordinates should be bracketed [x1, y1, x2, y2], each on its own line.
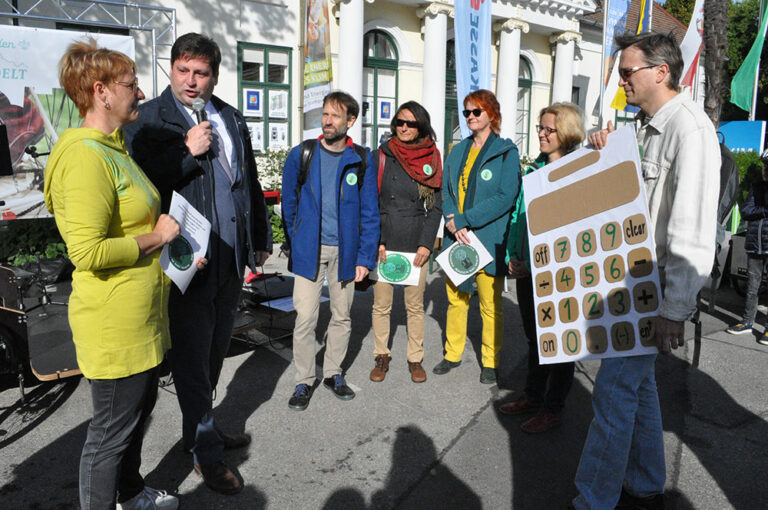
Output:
[731, 3, 768, 112]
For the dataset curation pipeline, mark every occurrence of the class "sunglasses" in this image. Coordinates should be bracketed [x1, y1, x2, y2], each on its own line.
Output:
[617, 64, 657, 80]
[395, 119, 419, 128]
[462, 108, 483, 118]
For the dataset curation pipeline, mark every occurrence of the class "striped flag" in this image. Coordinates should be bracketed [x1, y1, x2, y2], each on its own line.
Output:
[679, 0, 706, 88]
[610, 0, 651, 112]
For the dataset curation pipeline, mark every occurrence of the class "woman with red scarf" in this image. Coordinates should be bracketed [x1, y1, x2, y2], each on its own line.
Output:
[369, 101, 443, 383]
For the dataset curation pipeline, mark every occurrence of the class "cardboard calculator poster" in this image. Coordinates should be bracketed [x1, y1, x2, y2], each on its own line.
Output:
[523, 125, 660, 364]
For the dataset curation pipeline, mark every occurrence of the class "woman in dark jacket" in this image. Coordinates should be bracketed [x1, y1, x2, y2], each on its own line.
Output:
[727, 154, 768, 344]
[370, 101, 443, 383]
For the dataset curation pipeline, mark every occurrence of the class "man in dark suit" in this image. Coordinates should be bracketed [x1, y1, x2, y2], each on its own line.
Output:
[124, 33, 271, 495]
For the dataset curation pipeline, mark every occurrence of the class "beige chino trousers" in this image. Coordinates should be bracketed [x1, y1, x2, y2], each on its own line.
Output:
[371, 264, 428, 363]
[292, 245, 355, 386]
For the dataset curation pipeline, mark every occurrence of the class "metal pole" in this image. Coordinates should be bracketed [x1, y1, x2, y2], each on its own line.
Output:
[151, 28, 158, 99]
[598, 0, 609, 128]
[751, 0, 767, 120]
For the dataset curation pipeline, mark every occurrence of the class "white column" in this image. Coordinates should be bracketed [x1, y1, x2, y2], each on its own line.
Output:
[550, 31, 581, 103]
[495, 18, 528, 142]
[338, 0, 365, 142]
[418, 3, 452, 143]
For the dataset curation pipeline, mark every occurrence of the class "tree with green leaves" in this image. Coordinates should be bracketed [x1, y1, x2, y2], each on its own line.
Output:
[664, 0, 695, 26]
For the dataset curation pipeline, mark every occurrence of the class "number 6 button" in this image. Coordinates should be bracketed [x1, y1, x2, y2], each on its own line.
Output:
[603, 254, 625, 283]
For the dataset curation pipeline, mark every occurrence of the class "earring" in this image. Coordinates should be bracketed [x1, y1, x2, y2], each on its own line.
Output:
[104, 99, 111, 110]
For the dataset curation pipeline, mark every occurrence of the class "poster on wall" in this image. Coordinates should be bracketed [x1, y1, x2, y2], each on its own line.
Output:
[247, 121, 264, 152]
[270, 90, 289, 119]
[302, 0, 333, 139]
[378, 99, 393, 124]
[523, 126, 661, 364]
[269, 123, 288, 149]
[242, 88, 263, 117]
[0, 25, 134, 220]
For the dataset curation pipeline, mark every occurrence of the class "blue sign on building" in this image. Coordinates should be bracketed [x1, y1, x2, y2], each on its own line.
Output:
[719, 121, 766, 153]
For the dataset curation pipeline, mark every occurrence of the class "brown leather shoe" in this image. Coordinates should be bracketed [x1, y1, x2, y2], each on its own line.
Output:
[498, 396, 541, 416]
[220, 431, 251, 450]
[408, 361, 427, 383]
[520, 410, 562, 434]
[370, 355, 390, 382]
[194, 461, 243, 495]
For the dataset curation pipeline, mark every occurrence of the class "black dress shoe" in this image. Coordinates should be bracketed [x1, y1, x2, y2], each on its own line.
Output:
[220, 431, 251, 450]
[289, 384, 311, 411]
[194, 461, 243, 495]
[615, 488, 665, 510]
[323, 375, 355, 400]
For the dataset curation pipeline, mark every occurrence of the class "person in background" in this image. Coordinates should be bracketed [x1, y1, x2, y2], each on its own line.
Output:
[500, 102, 585, 433]
[44, 39, 181, 510]
[433, 89, 520, 384]
[369, 101, 443, 383]
[726, 149, 768, 345]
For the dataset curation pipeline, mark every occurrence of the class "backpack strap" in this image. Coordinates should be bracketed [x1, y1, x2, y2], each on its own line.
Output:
[377, 149, 386, 194]
[351, 143, 369, 189]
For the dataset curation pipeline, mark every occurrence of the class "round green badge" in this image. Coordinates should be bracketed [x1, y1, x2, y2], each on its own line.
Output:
[480, 169, 493, 181]
[449, 244, 480, 275]
[168, 236, 193, 270]
[423, 164, 433, 176]
[379, 253, 411, 283]
[346, 173, 358, 186]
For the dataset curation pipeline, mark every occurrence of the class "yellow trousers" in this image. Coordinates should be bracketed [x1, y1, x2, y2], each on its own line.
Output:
[444, 271, 504, 368]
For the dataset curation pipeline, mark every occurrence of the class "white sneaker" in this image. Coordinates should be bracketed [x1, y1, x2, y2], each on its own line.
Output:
[117, 486, 179, 510]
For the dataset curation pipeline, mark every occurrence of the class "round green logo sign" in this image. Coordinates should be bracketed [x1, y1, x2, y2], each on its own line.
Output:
[346, 172, 358, 186]
[449, 244, 480, 275]
[379, 253, 411, 283]
[168, 236, 193, 270]
[480, 169, 493, 181]
[423, 164, 433, 176]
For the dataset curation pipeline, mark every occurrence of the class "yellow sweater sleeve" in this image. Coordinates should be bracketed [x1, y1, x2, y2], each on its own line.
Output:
[53, 146, 140, 271]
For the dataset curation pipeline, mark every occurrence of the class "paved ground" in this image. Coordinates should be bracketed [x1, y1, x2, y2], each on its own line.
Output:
[1, 253, 767, 509]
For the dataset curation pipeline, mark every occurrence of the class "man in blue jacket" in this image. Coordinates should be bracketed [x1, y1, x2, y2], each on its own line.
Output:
[281, 91, 379, 411]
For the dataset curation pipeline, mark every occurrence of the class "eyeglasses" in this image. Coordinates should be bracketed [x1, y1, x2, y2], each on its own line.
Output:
[618, 64, 657, 80]
[536, 125, 557, 136]
[462, 108, 483, 118]
[114, 78, 139, 92]
[395, 119, 419, 128]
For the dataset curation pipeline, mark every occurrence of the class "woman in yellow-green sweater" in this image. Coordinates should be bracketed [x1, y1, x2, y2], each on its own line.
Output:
[44, 40, 183, 510]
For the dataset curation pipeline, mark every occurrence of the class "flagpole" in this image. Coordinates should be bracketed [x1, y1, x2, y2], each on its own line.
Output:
[599, 0, 609, 128]
[751, 0, 768, 120]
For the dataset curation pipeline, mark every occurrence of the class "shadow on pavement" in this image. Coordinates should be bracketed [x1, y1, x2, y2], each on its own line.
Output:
[321, 425, 481, 510]
[144, 345, 289, 508]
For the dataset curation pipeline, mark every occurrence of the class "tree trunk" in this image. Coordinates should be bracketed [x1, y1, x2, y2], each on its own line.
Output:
[704, 0, 730, 126]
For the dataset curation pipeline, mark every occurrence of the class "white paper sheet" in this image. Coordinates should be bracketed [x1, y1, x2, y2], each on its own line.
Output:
[160, 191, 212, 294]
[435, 231, 493, 287]
[369, 251, 421, 286]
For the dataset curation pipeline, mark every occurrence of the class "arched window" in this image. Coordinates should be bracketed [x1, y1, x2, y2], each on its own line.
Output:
[516, 57, 532, 156]
[362, 30, 399, 149]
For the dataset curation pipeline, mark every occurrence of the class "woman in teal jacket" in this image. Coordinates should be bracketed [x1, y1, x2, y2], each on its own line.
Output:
[433, 89, 520, 384]
[500, 102, 585, 433]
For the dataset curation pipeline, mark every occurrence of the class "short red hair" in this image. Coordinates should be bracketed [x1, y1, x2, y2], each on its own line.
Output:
[463, 89, 501, 134]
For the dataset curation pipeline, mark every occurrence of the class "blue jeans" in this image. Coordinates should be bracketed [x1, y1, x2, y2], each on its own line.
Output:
[573, 354, 665, 509]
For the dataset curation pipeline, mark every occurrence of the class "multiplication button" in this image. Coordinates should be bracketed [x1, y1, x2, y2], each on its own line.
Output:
[537, 301, 556, 328]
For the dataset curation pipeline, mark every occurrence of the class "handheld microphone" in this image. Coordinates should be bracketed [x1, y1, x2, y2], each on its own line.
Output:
[192, 97, 207, 124]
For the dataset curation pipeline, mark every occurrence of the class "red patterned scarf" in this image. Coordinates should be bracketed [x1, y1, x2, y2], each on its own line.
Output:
[387, 136, 443, 189]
